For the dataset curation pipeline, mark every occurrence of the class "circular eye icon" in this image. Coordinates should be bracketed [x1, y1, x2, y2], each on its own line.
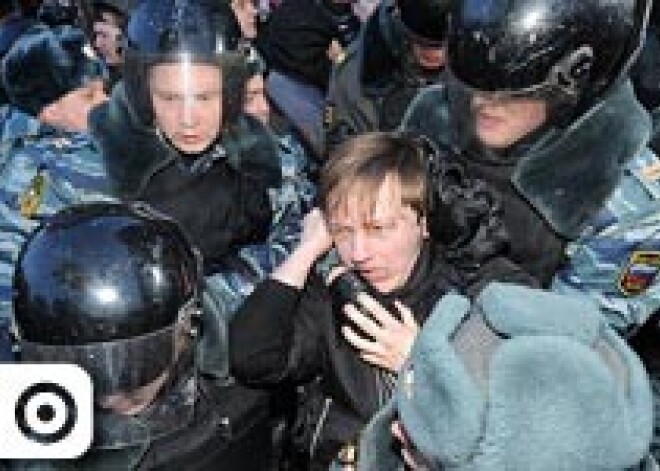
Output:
[15, 382, 77, 445]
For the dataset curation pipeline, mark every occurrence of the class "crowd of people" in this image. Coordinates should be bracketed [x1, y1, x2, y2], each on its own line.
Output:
[1, 0, 660, 469]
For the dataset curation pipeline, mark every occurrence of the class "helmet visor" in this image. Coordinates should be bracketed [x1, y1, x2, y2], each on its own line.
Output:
[144, 52, 238, 154]
[448, 25, 594, 101]
[19, 299, 196, 398]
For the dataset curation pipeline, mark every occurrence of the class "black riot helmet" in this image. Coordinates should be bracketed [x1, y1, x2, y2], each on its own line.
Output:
[393, 0, 452, 47]
[447, 0, 651, 112]
[13, 202, 202, 398]
[364, 0, 450, 88]
[123, 0, 249, 130]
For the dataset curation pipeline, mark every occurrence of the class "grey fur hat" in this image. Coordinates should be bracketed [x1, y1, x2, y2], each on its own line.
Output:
[358, 283, 654, 471]
[2, 24, 106, 116]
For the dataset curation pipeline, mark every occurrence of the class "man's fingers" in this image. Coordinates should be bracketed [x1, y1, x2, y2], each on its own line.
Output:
[355, 293, 399, 327]
[344, 304, 383, 338]
[395, 300, 416, 327]
[341, 324, 382, 355]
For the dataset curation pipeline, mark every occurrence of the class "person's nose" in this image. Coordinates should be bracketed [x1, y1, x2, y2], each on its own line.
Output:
[347, 231, 372, 265]
[180, 99, 199, 128]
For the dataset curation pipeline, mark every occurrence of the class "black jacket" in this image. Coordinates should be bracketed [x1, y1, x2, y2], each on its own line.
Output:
[228, 246, 532, 466]
[323, 6, 447, 158]
[135, 145, 273, 268]
[90, 84, 281, 272]
[257, 0, 359, 92]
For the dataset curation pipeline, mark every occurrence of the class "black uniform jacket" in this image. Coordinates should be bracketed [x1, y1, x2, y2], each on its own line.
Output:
[90, 84, 280, 271]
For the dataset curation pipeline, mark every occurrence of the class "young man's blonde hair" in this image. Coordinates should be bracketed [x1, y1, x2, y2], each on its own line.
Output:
[319, 132, 430, 220]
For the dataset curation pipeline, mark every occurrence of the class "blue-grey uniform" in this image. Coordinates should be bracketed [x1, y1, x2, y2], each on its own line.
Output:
[199, 130, 317, 377]
[0, 106, 113, 360]
[552, 148, 660, 333]
[205, 132, 316, 317]
[551, 145, 660, 463]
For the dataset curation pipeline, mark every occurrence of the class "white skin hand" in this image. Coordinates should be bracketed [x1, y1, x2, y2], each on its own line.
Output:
[272, 208, 332, 288]
[341, 293, 418, 372]
[299, 207, 333, 257]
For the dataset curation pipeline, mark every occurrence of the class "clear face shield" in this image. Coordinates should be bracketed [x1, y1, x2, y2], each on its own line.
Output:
[146, 53, 225, 155]
[18, 296, 199, 400]
[445, 61, 581, 154]
[18, 297, 200, 450]
[399, 31, 447, 85]
[446, 44, 593, 150]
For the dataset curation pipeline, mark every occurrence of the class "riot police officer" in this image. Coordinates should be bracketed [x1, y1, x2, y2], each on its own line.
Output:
[90, 0, 281, 271]
[10, 202, 275, 470]
[403, 0, 656, 294]
[0, 24, 110, 361]
[323, 0, 451, 158]
[90, 0, 314, 382]
[631, 0, 660, 153]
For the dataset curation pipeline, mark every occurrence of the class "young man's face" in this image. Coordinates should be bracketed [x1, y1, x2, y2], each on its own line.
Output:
[231, 0, 258, 40]
[471, 93, 548, 150]
[244, 74, 270, 125]
[328, 174, 427, 293]
[149, 62, 223, 155]
[92, 11, 123, 65]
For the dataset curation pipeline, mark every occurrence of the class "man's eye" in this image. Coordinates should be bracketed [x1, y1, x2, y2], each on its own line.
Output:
[331, 227, 350, 237]
[366, 222, 396, 236]
[366, 227, 384, 236]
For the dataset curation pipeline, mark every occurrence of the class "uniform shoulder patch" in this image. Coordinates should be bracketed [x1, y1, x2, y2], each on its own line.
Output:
[618, 250, 660, 296]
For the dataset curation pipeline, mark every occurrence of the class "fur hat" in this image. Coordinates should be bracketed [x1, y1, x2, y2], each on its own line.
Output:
[359, 283, 654, 471]
[2, 24, 105, 116]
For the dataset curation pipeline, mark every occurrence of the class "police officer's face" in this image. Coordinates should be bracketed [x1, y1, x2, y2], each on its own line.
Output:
[100, 370, 169, 416]
[149, 62, 223, 155]
[244, 74, 270, 125]
[38, 79, 108, 132]
[328, 174, 427, 293]
[471, 93, 548, 150]
[412, 43, 446, 71]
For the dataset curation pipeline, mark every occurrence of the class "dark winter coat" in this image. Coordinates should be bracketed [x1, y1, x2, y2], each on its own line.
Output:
[89, 83, 281, 271]
[228, 245, 532, 467]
